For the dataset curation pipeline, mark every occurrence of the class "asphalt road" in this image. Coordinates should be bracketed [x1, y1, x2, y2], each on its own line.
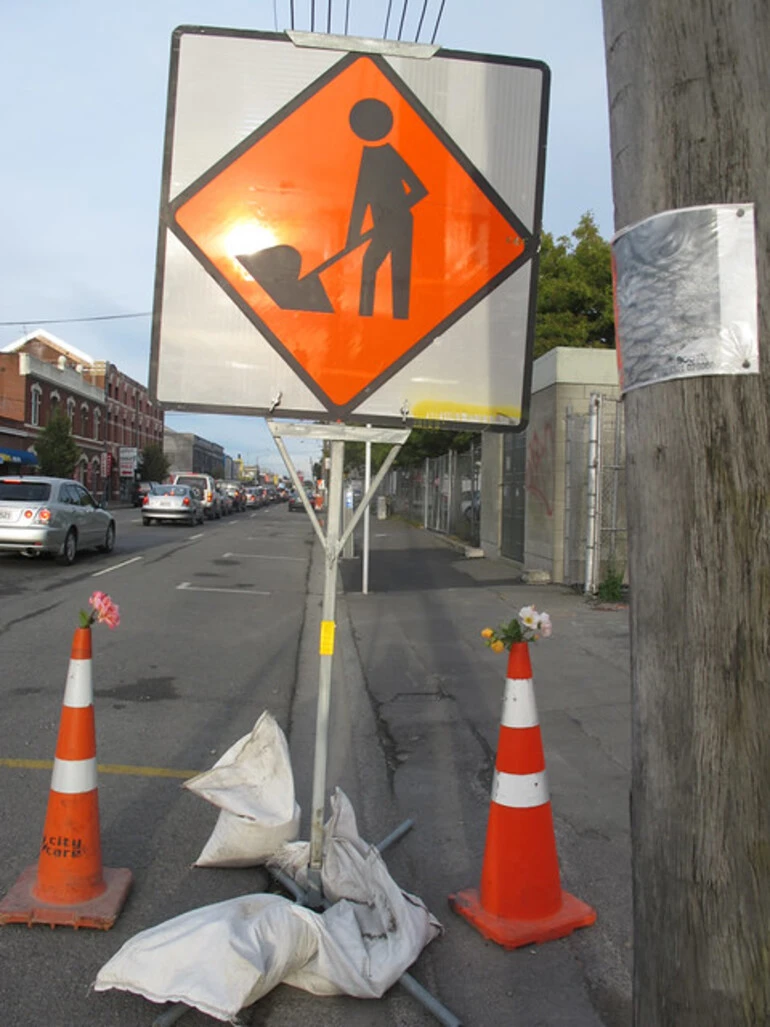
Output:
[0, 506, 632, 1027]
[0, 503, 325, 1026]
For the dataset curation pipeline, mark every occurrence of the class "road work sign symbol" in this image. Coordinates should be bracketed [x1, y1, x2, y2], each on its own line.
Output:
[170, 51, 532, 411]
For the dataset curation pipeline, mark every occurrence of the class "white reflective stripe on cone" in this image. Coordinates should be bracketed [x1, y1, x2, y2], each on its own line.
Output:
[500, 677, 539, 729]
[51, 757, 98, 794]
[62, 661, 93, 708]
[492, 769, 550, 809]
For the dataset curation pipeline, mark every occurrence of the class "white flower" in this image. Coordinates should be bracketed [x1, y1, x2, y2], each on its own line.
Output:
[519, 606, 539, 629]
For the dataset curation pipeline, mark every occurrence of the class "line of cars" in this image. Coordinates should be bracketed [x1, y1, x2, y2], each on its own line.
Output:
[141, 475, 294, 526]
[141, 474, 249, 526]
[0, 471, 296, 566]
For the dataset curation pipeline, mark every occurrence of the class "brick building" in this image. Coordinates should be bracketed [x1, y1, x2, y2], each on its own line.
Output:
[86, 362, 164, 501]
[0, 330, 164, 500]
[0, 332, 106, 488]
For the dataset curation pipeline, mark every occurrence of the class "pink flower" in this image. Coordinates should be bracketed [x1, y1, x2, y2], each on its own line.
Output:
[88, 591, 120, 630]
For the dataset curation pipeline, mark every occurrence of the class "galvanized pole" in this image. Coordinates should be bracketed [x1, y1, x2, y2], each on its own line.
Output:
[362, 430, 371, 594]
[563, 405, 572, 584]
[307, 437, 344, 902]
[423, 457, 429, 529]
[584, 393, 600, 594]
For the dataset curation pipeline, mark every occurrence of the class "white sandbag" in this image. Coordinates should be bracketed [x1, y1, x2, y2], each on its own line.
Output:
[274, 789, 443, 999]
[94, 791, 441, 1020]
[185, 711, 300, 867]
[93, 893, 319, 1022]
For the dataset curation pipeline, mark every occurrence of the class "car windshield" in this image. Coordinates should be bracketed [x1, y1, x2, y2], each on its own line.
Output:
[0, 480, 52, 502]
[175, 477, 206, 490]
[153, 485, 189, 497]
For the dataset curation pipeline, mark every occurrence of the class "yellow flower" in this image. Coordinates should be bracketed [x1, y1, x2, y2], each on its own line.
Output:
[491, 640, 505, 653]
[481, 628, 494, 639]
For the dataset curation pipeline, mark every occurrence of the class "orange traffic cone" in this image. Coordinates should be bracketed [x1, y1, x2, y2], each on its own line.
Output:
[449, 642, 596, 948]
[0, 627, 132, 929]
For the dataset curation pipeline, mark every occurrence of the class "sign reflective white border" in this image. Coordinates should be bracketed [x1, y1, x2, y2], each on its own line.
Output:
[150, 28, 549, 432]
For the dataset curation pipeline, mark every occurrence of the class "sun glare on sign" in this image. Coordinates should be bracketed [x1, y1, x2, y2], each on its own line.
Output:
[224, 222, 278, 278]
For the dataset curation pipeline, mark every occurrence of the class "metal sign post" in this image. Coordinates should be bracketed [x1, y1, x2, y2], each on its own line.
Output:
[362, 431, 372, 595]
[268, 421, 408, 903]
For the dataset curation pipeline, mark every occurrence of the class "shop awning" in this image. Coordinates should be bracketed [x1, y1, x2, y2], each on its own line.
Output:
[0, 447, 37, 466]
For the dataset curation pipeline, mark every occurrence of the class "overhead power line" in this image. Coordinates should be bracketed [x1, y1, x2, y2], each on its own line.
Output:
[414, 0, 429, 41]
[397, 0, 410, 40]
[383, 0, 394, 38]
[0, 312, 151, 327]
[431, 0, 447, 43]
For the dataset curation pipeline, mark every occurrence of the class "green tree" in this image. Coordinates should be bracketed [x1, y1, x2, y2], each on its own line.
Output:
[34, 408, 80, 478]
[535, 211, 615, 357]
[140, 443, 171, 482]
[343, 430, 480, 472]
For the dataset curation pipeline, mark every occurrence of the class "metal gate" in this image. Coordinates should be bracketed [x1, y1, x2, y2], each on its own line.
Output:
[501, 432, 527, 563]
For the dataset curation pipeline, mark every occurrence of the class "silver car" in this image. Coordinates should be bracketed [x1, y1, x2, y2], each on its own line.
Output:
[142, 483, 204, 526]
[0, 476, 116, 565]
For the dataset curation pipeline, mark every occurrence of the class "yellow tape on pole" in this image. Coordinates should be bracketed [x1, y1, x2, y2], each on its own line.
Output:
[319, 620, 335, 655]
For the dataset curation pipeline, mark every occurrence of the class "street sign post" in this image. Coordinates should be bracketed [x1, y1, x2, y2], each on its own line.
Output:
[151, 28, 549, 431]
[148, 34, 549, 1024]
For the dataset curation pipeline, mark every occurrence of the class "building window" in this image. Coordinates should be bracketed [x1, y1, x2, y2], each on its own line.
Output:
[30, 385, 42, 426]
[50, 390, 60, 413]
[66, 397, 76, 426]
[93, 409, 101, 441]
[81, 404, 89, 437]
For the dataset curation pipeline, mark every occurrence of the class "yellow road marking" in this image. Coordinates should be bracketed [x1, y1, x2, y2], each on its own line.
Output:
[0, 758, 198, 779]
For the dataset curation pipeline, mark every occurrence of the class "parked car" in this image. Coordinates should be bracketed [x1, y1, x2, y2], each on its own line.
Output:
[216, 487, 233, 516]
[132, 481, 158, 507]
[142, 484, 204, 527]
[0, 476, 116, 565]
[218, 481, 246, 512]
[171, 473, 221, 519]
[244, 487, 263, 509]
[287, 490, 306, 512]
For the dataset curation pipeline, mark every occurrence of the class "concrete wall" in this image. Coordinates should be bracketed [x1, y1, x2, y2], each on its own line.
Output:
[482, 348, 620, 580]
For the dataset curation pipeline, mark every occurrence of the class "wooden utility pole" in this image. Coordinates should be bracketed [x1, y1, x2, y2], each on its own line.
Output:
[601, 3, 769, 1025]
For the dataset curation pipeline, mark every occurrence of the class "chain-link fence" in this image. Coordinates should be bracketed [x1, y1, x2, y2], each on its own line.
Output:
[384, 439, 481, 546]
[564, 394, 627, 592]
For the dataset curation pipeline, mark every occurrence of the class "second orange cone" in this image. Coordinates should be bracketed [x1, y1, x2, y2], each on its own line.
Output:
[0, 627, 132, 929]
[449, 641, 596, 948]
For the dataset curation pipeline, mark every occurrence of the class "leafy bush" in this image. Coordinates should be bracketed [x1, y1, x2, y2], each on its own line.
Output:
[597, 562, 626, 603]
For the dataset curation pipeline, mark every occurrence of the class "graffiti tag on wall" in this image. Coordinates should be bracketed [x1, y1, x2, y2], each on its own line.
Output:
[526, 421, 554, 516]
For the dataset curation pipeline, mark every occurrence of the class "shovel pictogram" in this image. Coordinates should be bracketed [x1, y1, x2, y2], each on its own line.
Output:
[236, 230, 374, 314]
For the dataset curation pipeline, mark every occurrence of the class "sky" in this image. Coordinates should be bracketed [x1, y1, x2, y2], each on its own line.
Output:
[0, 1, 612, 474]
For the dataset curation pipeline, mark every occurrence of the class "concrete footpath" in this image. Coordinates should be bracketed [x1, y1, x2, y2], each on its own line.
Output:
[305, 517, 633, 1027]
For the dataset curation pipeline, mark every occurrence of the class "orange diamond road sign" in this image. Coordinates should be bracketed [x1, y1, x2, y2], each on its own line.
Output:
[152, 30, 549, 430]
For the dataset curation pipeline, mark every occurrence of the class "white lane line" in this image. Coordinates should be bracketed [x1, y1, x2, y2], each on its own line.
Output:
[177, 582, 271, 596]
[92, 556, 143, 578]
[188, 533, 204, 541]
[246, 534, 309, 540]
[222, 552, 305, 561]
[250, 513, 257, 519]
